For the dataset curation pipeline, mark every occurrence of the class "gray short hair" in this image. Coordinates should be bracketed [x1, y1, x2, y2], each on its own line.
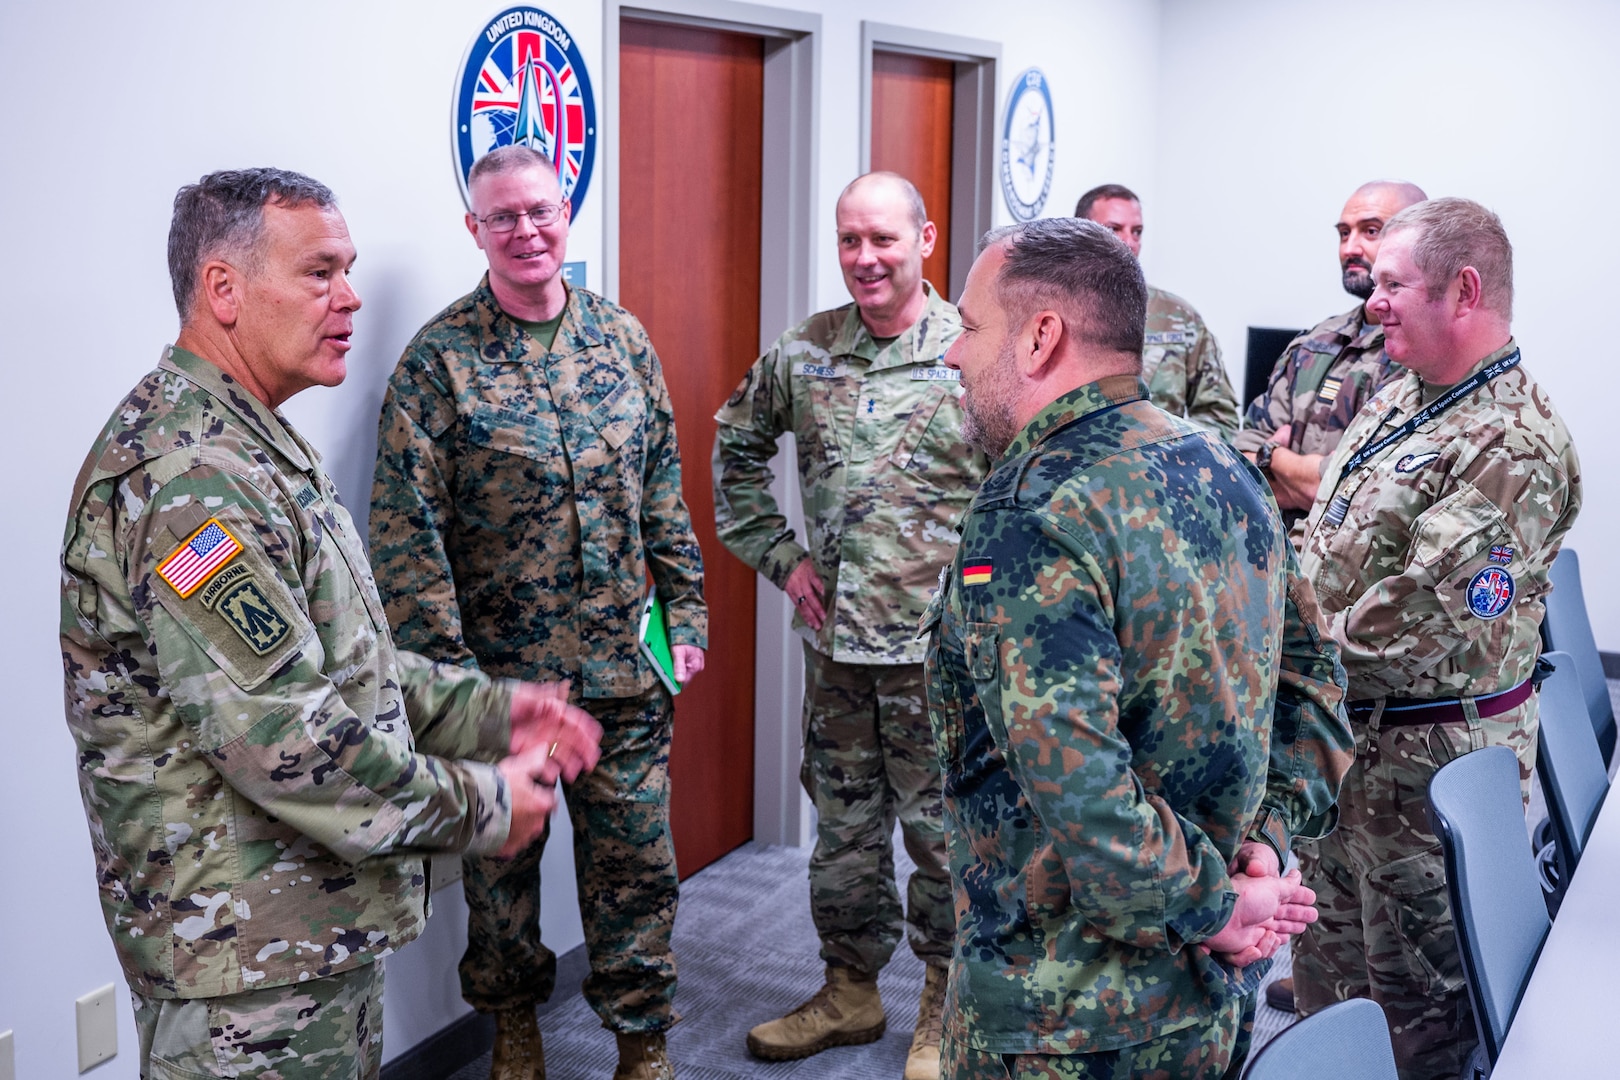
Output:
[168, 168, 336, 319]
[1384, 197, 1514, 320]
[837, 171, 927, 233]
[467, 144, 557, 189]
[981, 217, 1146, 358]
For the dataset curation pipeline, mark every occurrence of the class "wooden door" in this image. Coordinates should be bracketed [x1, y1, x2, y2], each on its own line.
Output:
[619, 19, 762, 878]
[871, 51, 955, 299]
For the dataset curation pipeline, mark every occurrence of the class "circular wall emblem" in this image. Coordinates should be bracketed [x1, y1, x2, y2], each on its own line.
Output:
[1467, 565, 1516, 620]
[453, 6, 597, 219]
[1000, 68, 1055, 222]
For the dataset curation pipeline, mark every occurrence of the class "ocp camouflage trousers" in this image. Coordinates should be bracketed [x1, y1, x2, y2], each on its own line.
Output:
[801, 646, 952, 975]
[1292, 698, 1536, 1080]
[942, 996, 1243, 1080]
[132, 961, 382, 1079]
[460, 687, 678, 1032]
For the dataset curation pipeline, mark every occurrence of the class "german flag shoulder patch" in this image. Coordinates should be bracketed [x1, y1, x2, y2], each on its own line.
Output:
[962, 561, 993, 586]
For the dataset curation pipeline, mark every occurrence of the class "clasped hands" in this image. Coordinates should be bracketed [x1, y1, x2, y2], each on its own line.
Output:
[1202, 841, 1319, 968]
[495, 680, 603, 857]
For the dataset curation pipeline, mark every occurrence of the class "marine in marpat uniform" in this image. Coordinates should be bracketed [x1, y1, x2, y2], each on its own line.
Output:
[1076, 183, 1240, 438]
[59, 168, 600, 1080]
[1234, 181, 1427, 543]
[1292, 197, 1581, 1080]
[926, 216, 1351, 1079]
[715, 172, 989, 1080]
[369, 145, 706, 1080]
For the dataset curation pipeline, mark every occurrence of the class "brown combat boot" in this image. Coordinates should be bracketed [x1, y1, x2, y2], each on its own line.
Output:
[1264, 977, 1296, 1013]
[613, 1031, 673, 1080]
[904, 965, 947, 1080]
[745, 966, 886, 1060]
[490, 1005, 544, 1080]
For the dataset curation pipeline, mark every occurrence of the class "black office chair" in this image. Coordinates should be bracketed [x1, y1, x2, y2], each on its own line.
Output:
[1428, 745, 1551, 1068]
[1243, 327, 1304, 408]
[1242, 998, 1397, 1080]
[1536, 651, 1610, 901]
[1542, 549, 1617, 767]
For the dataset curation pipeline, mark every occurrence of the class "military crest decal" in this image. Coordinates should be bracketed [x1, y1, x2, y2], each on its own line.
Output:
[1000, 68, 1054, 223]
[453, 5, 598, 220]
[1466, 565, 1515, 620]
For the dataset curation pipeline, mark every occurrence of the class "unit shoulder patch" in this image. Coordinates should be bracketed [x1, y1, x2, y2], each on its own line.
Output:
[215, 578, 292, 655]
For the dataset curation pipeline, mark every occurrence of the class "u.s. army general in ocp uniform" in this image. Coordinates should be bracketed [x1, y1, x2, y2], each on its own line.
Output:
[60, 168, 599, 1080]
[1291, 198, 1581, 1080]
[927, 217, 1352, 1079]
[369, 145, 706, 1080]
[715, 172, 989, 1079]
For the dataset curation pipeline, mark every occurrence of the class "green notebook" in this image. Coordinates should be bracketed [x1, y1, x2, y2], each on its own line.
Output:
[639, 587, 681, 695]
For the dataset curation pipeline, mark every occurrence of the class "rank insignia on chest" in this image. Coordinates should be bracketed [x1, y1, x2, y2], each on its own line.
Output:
[1466, 565, 1515, 620]
[1489, 544, 1515, 564]
[1317, 376, 1344, 404]
[156, 518, 243, 598]
[962, 561, 993, 586]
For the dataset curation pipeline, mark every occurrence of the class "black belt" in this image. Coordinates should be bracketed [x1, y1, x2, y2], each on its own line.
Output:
[1346, 677, 1536, 728]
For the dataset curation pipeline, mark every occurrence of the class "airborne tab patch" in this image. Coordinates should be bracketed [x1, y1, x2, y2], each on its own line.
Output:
[156, 518, 243, 598]
[216, 579, 292, 654]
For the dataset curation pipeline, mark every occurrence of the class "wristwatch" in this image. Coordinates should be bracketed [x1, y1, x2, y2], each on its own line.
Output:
[1255, 443, 1277, 473]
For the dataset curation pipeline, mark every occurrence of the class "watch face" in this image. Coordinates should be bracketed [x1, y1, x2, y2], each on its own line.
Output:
[1256, 444, 1275, 470]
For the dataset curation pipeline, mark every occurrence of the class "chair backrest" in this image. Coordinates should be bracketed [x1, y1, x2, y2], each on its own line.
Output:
[1542, 548, 1616, 767]
[1428, 745, 1552, 1063]
[1243, 326, 1305, 406]
[1242, 998, 1397, 1080]
[1536, 651, 1609, 878]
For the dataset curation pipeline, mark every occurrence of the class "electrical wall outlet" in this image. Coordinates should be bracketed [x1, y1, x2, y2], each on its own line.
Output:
[75, 984, 117, 1073]
[1, 1028, 15, 1080]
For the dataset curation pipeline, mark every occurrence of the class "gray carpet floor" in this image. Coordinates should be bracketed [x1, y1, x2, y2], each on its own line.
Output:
[447, 678, 1620, 1078]
[446, 832, 1300, 1080]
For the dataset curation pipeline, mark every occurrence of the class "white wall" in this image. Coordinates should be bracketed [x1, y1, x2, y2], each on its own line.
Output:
[1151, 0, 1619, 649]
[0, 1, 1157, 1075]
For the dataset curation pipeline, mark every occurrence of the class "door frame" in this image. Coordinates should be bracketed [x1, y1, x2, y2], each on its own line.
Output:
[603, 0, 821, 849]
[860, 22, 1000, 300]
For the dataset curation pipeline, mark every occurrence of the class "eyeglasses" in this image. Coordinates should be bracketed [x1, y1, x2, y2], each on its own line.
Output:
[476, 204, 565, 232]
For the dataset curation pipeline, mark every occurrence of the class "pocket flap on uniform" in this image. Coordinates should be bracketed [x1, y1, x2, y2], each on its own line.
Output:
[465, 403, 559, 463]
[1365, 845, 1447, 900]
[1413, 480, 1506, 574]
[965, 622, 1001, 681]
[587, 377, 647, 451]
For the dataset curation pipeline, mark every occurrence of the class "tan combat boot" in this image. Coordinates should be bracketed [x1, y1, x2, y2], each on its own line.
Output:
[745, 966, 886, 1060]
[904, 965, 947, 1080]
[613, 1031, 673, 1080]
[490, 1005, 544, 1080]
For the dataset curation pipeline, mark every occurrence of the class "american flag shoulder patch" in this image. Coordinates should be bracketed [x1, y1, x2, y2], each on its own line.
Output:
[156, 518, 244, 598]
[962, 561, 993, 586]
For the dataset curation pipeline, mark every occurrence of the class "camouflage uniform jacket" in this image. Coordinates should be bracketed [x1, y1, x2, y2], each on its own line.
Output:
[370, 278, 707, 694]
[714, 284, 989, 663]
[1232, 304, 1401, 457]
[922, 376, 1350, 1053]
[60, 346, 518, 1000]
[1143, 286, 1239, 439]
[1300, 340, 1581, 701]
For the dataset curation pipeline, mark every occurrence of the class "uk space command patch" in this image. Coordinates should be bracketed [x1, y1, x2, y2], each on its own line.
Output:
[1467, 566, 1515, 620]
[215, 579, 291, 654]
[962, 561, 993, 586]
[156, 519, 243, 598]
